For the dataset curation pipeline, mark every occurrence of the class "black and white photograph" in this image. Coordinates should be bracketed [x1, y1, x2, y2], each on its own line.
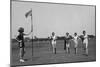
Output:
[11, 0, 96, 66]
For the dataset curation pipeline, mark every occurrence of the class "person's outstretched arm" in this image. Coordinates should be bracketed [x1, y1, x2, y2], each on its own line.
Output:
[24, 30, 32, 36]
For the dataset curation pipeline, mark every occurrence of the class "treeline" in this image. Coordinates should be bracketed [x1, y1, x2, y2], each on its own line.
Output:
[11, 35, 95, 43]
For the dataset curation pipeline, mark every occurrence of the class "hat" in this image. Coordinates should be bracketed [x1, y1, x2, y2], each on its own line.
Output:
[18, 27, 24, 33]
[83, 30, 86, 34]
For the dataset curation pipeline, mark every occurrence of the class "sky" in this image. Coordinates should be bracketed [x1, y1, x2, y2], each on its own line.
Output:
[11, 1, 95, 38]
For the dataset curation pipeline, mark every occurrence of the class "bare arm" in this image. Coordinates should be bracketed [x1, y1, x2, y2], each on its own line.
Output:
[15, 35, 22, 42]
[15, 38, 22, 43]
[24, 31, 32, 36]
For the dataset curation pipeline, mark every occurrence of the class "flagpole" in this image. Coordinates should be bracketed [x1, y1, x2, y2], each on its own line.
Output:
[31, 9, 33, 61]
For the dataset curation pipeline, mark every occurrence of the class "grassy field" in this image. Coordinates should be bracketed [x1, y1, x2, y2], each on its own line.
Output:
[11, 38, 96, 66]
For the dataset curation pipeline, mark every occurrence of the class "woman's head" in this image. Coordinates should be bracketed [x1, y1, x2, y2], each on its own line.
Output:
[52, 32, 55, 36]
[66, 32, 69, 36]
[83, 30, 86, 35]
[18, 27, 24, 33]
[74, 32, 77, 36]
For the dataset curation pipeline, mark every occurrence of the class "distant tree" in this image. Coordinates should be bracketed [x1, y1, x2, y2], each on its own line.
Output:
[88, 35, 95, 39]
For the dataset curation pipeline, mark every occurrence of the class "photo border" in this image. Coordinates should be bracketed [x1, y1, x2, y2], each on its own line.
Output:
[10, 0, 96, 66]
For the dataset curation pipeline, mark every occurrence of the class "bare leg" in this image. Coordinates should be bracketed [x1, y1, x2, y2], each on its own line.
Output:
[19, 48, 25, 62]
[85, 42, 88, 56]
[66, 47, 68, 53]
[55, 48, 56, 54]
[20, 48, 25, 59]
[66, 47, 70, 54]
[68, 47, 70, 54]
[22, 48, 25, 58]
[86, 48, 88, 55]
[75, 48, 77, 54]
[53, 47, 54, 53]
[66, 43, 70, 54]
[19, 48, 22, 59]
[53, 45, 56, 54]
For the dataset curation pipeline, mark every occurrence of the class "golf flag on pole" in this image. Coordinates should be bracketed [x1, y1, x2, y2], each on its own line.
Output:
[25, 9, 34, 60]
[25, 9, 32, 18]
[25, 9, 33, 32]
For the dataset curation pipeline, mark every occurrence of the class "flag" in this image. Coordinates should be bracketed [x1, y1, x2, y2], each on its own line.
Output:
[25, 10, 32, 18]
[25, 9, 33, 32]
[25, 9, 34, 60]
